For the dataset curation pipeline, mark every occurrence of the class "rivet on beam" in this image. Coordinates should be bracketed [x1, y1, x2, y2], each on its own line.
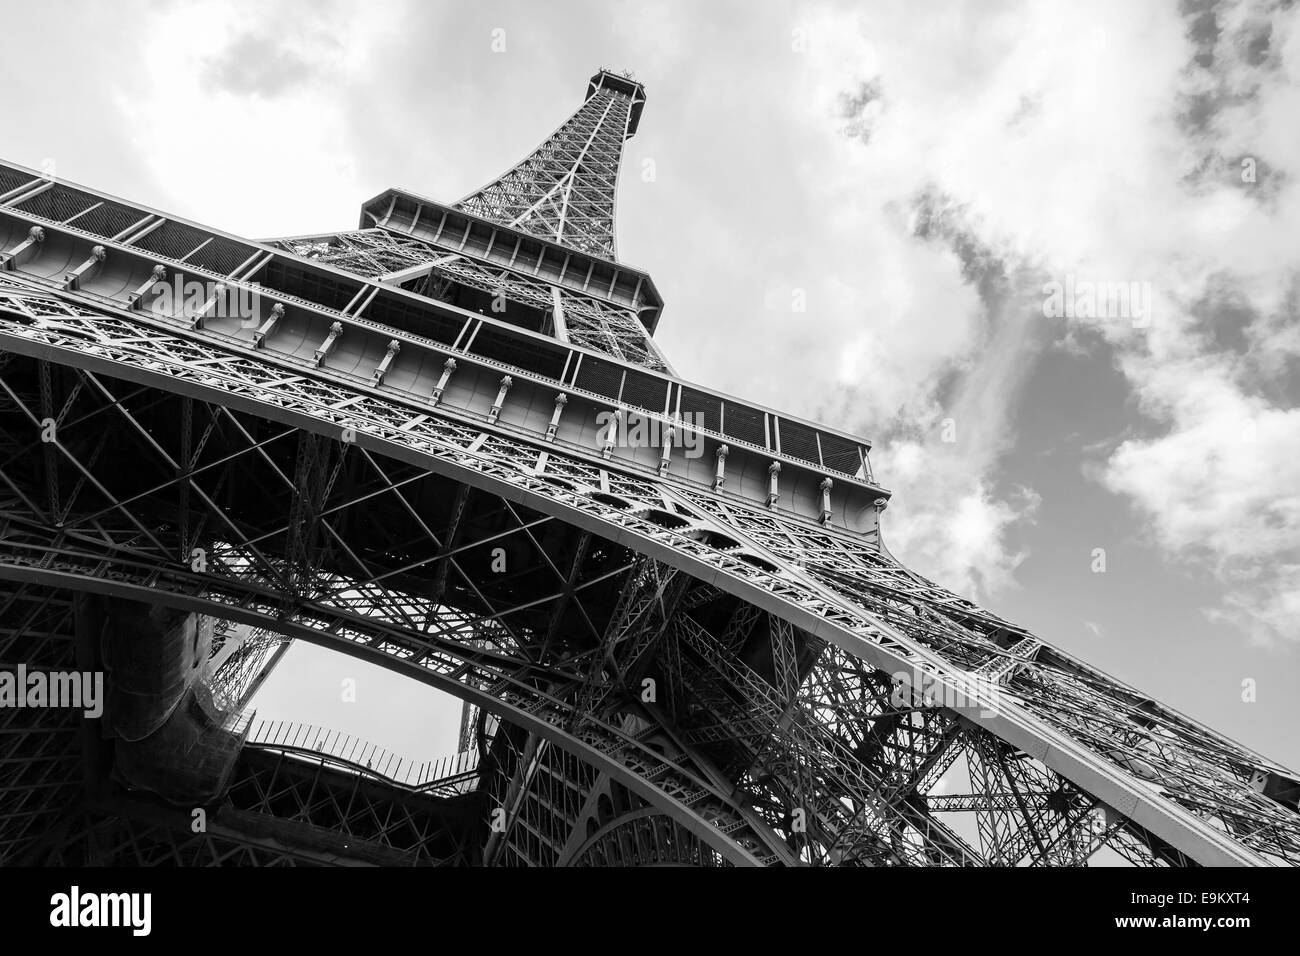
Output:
[659, 421, 676, 476]
[431, 357, 457, 405]
[546, 392, 568, 442]
[313, 320, 344, 366]
[766, 460, 781, 508]
[488, 374, 513, 424]
[714, 444, 729, 491]
[371, 338, 401, 386]
[254, 303, 285, 348]
[128, 264, 167, 310]
[819, 477, 834, 525]
[63, 244, 106, 291]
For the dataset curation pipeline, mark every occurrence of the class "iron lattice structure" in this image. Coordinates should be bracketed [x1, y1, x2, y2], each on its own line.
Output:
[454, 70, 644, 260]
[0, 70, 1297, 868]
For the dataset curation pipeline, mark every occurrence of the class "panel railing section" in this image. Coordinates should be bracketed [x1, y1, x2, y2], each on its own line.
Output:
[246, 718, 480, 794]
[0, 160, 885, 532]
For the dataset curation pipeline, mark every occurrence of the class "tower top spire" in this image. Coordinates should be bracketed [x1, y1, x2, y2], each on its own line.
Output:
[453, 67, 645, 259]
[588, 68, 646, 135]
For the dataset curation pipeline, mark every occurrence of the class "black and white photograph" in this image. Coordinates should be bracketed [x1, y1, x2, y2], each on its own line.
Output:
[0, 0, 1295, 932]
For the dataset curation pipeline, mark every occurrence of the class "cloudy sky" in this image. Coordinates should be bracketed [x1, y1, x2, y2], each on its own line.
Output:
[4, 0, 1297, 769]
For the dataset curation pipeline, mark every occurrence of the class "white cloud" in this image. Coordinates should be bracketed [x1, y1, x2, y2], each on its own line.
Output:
[122, 0, 409, 238]
[681, 5, 1062, 605]
[771, 0, 1300, 643]
[1104, 357, 1300, 644]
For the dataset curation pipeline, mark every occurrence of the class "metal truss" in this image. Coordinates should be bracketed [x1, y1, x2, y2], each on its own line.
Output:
[454, 70, 642, 260]
[32, 745, 480, 866]
[267, 70, 666, 371]
[0, 314, 1294, 864]
[207, 623, 288, 713]
[479, 720, 729, 867]
[0, 580, 479, 866]
[0, 583, 83, 865]
[274, 229, 671, 371]
[1, 68, 1297, 868]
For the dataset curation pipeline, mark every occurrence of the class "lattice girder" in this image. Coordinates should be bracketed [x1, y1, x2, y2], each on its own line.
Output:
[454, 72, 644, 260]
[1, 64, 1298, 869]
[1, 292, 1296, 865]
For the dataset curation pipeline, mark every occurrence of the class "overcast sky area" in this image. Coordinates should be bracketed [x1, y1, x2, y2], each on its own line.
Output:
[3, 0, 1296, 769]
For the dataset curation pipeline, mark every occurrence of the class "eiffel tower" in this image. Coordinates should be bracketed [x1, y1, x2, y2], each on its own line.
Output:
[0, 69, 1296, 867]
